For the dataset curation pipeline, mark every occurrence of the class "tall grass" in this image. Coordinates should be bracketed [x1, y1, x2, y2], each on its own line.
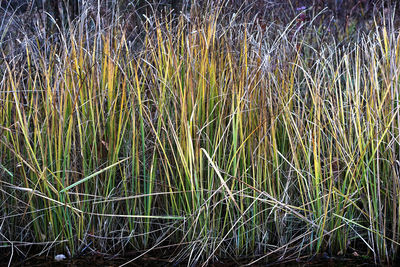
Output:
[1, 2, 400, 265]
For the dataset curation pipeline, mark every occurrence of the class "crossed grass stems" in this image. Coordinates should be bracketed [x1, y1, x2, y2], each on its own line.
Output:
[1, 3, 400, 265]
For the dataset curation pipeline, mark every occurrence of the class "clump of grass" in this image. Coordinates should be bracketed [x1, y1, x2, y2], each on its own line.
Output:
[1, 1, 400, 265]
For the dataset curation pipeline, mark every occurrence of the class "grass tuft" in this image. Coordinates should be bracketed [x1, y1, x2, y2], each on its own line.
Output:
[1, 1, 400, 265]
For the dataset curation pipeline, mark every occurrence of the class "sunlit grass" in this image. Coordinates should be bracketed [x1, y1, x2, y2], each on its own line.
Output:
[1, 3, 400, 265]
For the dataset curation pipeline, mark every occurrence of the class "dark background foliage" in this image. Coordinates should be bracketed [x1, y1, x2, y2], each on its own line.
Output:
[1, 0, 398, 26]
